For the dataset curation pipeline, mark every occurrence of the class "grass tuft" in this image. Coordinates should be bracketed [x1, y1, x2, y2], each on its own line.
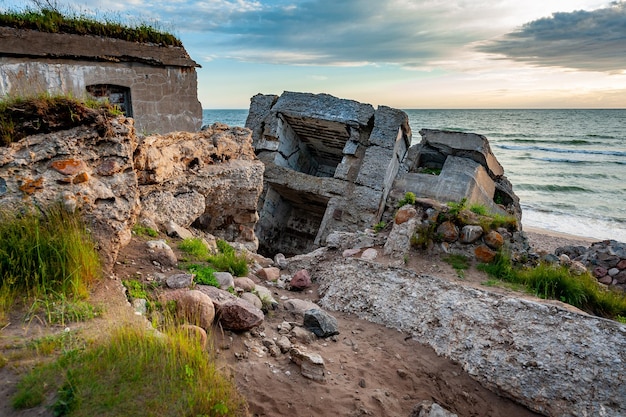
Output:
[207, 240, 248, 277]
[13, 325, 248, 416]
[0, 205, 101, 324]
[178, 238, 209, 260]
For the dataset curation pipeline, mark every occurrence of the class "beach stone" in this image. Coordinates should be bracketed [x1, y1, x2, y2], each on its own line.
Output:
[233, 277, 256, 292]
[395, 206, 417, 225]
[460, 225, 483, 244]
[290, 269, 312, 291]
[257, 267, 280, 281]
[146, 239, 178, 267]
[214, 271, 235, 289]
[484, 230, 504, 250]
[438, 221, 459, 243]
[276, 335, 292, 353]
[361, 248, 378, 261]
[274, 253, 287, 269]
[303, 309, 339, 338]
[218, 298, 264, 331]
[569, 261, 587, 276]
[180, 324, 208, 350]
[409, 400, 458, 417]
[174, 290, 215, 331]
[558, 254, 571, 266]
[475, 245, 496, 263]
[614, 270, 626, 284]
[240, 292, 263, 310]
[617, 260, 626, 270]
[598, 275, 613, 285]
[608, 268, 620, 277]
[593, 267, 608, 278]
[596, 253, 620, 268]
[290, 348, 326, 382]
[166, 273, 194, 289]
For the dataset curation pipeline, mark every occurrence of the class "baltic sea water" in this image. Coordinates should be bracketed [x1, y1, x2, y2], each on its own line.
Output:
[203, 109, 626, 242]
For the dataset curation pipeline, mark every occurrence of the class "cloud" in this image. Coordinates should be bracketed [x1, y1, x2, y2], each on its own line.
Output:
[478, 1, 626, 72]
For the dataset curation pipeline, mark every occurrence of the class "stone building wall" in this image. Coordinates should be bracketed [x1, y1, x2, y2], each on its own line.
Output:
[0, 27, 202, 134]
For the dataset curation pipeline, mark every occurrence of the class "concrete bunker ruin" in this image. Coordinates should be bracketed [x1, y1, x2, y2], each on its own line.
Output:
[246, 92, 521, 256]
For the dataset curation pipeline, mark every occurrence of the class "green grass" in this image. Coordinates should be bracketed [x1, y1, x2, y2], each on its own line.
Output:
[0, 94, 121, 145]
[0, 6, 181, 46]
[478, 252, 626, 320]
[132, 224, 158, 238]
[397, 191, 416, 207]
[178, 238, 209, 260]
[122, 279, 148, 300]
[207, 240, 249, 277]
[12, 325, 247, 416]
[0, 205, 101, 324]
[186, 264, 219, 287]
[469, 203, 489, 216]
[442, 254, 470, 279]
[373, 221, 386, 233]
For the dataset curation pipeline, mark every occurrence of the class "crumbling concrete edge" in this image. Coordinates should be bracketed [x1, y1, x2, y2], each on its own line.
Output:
[316, 258, 626, 417]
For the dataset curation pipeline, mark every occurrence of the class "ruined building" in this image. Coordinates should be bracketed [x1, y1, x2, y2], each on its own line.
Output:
[246, 92, 520, 256]
[0, 26, 202, 134]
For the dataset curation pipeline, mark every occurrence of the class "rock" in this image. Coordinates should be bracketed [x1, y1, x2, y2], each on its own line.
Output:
[361, 248, 378, 261]
[166, 273, 194, 289]
[257, 267, 281, 282]
[459, 225, 483, 244]
[384, 213, 420, 259]
[218, 298, 264, 331]
[615, 270, 626, 284]
[558, 254, 571, 266]
[233, 277, 256, 292]
[214, 271, 235, 290]
[194, 285, 237, 309]
[474, 245, 496, 263]
[437, 221, 459, 243]
[484, 230, 504, 250]
[290, 326, 317, 344]
[617, 259, 626, 270]
[164, 220, 194, 239]
[146, 240, 178, 267]
[593, 267, 608, 278]
[608, 268, 620, 277]
[254, 285, 279, 310]
[132, 298, 147, 315]
[278, 321, 293, 334]
[303, 309, 339, 338]
[276, 335, 292, 353]
[142, 190, 205, 229]
[598, 275, 613, 285]
[395, 206, 417, 225]
[284, 298, 320, 316]
[290, 269, 312, 291]
[289, 347, 326, 382]
[342, 248, 361, 257]
[240, 292, 263, 310]
[174, 290, 216, 331]
[274, 253, 287, 269]
[569, 261, 587, 276]
[180, 324, 208, 350]
[409, 400, 458, 417]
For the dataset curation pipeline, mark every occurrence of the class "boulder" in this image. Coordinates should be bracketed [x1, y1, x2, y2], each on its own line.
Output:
[146, 240, 178, 267]
[289, 269, 312, 291]
[289, 347, 326, 382]
[475, 245, 496, 263]
[180, 324, 208, 350]
[195, 285, 237, 309]
[437, 221, 459, 243]
[303, 309, 339, 338]
[166, 273, 194, 289]
[233, 277, 256, 292]
[214, 271, 235, 290]
[395, 205, 417, 225]
[284, 299, 319, 316]
[460, 225, 483, 244]
[218, 298, 264, 331]
[254, 285, 279, 310]
[484, 230, 504, 250]
[361, 248, 378, 261]
[164, 220, 195, 239]
[257, 267, 281, 282]
[174, 290, 215, 331]
[240, 292, 263, 310]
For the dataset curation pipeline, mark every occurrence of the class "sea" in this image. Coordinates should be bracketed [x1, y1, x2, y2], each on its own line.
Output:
[203, 109, 626, 242]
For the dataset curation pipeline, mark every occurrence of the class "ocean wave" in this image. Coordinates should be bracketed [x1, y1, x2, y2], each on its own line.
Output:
[517, 184, 592, 193]
[496, 144, 626, 157]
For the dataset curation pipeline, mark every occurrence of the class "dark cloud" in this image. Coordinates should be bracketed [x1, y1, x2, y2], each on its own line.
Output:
[479, 2, 626, 72]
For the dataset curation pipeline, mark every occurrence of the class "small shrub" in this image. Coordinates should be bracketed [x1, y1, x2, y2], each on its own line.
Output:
[132, 224, 158, 238]
[447, 198, 467, 218]
[410, 223, 437, 249]
[469, 203, 489, 216]
[397, 192, 416, 207]
[207, 240, 248, 277]
[186, 264, 219, 287]
[178, 238, 209, 260]
[373, 221, 386, 233]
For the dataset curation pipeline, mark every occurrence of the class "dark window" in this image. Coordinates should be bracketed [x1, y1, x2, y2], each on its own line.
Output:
[86, 84, 133, 117]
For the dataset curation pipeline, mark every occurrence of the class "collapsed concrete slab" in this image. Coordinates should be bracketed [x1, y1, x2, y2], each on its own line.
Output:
[247, 92, 411, 256]
[247, 92, 521, 256]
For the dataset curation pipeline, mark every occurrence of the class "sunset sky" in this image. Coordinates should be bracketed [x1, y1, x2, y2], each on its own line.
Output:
[2, 0, 625, 109]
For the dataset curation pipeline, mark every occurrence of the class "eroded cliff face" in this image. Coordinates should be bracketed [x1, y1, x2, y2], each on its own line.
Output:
[0, 116, 264, 268]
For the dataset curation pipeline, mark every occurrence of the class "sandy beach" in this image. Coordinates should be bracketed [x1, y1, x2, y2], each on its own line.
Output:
[523, 226, 599, 255]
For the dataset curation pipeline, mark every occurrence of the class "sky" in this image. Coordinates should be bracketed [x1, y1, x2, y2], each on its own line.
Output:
[2, 0, 626, 109]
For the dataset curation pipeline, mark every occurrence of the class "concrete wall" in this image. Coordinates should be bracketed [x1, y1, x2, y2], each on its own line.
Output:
[0, 28, 202, 134]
